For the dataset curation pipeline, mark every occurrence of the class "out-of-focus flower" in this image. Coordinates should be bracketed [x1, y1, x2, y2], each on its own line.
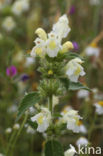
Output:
[66, 58, 85, 82]
[25, 57, 35, 67]
[60, 109, 82, 133]
[77, 89, 89, 99]
[69, 6, 76, 15]
[2, 16, 16, 32]
[64, 144, 77, 156]
[94, 101, 103, 115]
[61, 105, 73, 116]
[76, 137, 88, 147]
[29, 106, 36, 114]
[26, 126, 35, 134]
[12, 0, 29, 16]
[6, 65, 17, 77]
[7, 105, 17, 113]
[77, 121, 87, 134]
[5, 128, 12, 134]
[21, 74, 29, 82]
[31, 107, 51, 133]
[85, 43, 100, 57]
[13, 123, 20, 130]
[0, 153, 5, 156]
[72, 42, 79, 51]
[89, 0, 100, 5]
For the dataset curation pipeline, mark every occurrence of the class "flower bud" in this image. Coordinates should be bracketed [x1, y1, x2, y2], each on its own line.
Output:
[35, 28, 47, 40]
[48, 70, 53, 75]
[61, 41, 73, 53]
[5, 128, 12, 134]
[13, 123, 20, 130]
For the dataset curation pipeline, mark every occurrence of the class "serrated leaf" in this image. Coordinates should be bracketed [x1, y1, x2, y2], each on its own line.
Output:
[69, 82, 90, 91]
[16, 92, 40, 121]
[45, 140, 64, 156]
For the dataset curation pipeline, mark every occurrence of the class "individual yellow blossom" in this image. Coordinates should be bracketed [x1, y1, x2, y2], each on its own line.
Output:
[48, 70, 53, 75]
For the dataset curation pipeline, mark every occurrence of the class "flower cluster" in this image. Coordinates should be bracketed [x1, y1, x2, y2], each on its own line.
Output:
[30, 15, 85, 83]
[29, 15, 86, 135]
[31, 15, 72, 58]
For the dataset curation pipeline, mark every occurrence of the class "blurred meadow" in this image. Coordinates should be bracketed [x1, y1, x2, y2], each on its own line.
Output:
[0, 0, 103, 156]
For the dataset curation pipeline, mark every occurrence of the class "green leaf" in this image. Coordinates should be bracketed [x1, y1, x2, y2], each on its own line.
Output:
[16, 92, 40, 121]
[69, 82, 90, 91]
[53, 113, 62, 118]
[45, 140, 64, 156]
[65, 52, 84, 60]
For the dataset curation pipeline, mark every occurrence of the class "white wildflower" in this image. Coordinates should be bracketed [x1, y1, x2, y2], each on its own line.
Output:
[31, 38, 46, 58]
[77, 89, 89, 99]
[2, 16, 16, 32]
[13, 123, 20, 130]
[64, 144, 77, 156]
[7, 105, 17, 113]
[85, 46, 100, 57]
[76, 137, 88, 147]
[52, 14, 71, 41]
[0, 153, 5, 156]
[46, 32, 61, 57]
[29, 106, 36, 114]
[31, 108, 51, 133]
[25, 57, 35, 67]
[61, 105, 73, 116]
[61, 109, 82, 133]
[89, 0, 100, 5]
[5, 128, 12, 134]
[12, 0, 29, 16]
[66, 58, 85, 82]
[94, 101, 103, 115]
[26, 126, 35, 134]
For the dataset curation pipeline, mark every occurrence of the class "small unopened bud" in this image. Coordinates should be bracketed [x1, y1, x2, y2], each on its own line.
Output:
[5, 128, 12, 134]
[48, 70, 53, 75]
[61, 41, 73, 53]
[13, 123, 20, 130]
[35, 28, 47, 40]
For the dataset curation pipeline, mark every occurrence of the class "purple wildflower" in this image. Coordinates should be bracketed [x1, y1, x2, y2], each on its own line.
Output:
[69, 6, 76, 15]
[6, 65, 17, 77]
[21, 74, 29, 82]
[72, 42, 79, 51]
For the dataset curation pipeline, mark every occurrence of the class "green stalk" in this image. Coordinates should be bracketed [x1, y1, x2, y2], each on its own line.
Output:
[93, 0, 102, 37]
[10, 113, 28, 156]
[88, 113, 97, 141]
[6, 130, 17, 155]
[48, 95, 53, 114]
